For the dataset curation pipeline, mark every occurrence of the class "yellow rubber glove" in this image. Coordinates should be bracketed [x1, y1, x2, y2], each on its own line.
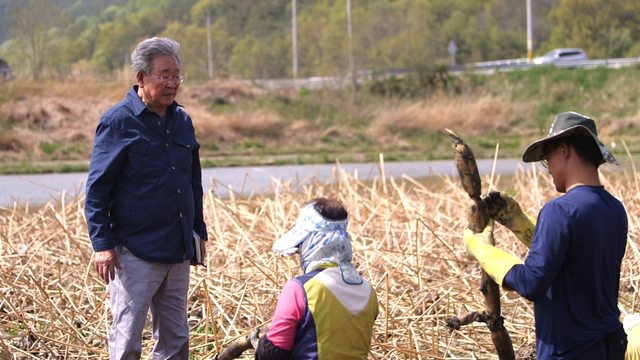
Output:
[463, 221, 523, 287]
[626, 327, 640, 360]
[483, 191, 536, 248]
[625, 315, 640, 360]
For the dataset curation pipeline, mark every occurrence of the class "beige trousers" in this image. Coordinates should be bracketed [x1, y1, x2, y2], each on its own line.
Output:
[108, 245, 190, 360]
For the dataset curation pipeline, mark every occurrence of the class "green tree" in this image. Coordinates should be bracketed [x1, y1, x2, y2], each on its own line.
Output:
[296, 0, 332, 77]
[229, 34, 289, 79]
[316, 0, 350, 77]
[161, 21, 233, 81]
[396, 0, 437, 68]
[608, 0, 640, 40]
[357, 1, 404, 70]
[57, 37, 92, 66]
[546, 0, 616, 59]
[91, 6, 168, 73]
[242, 0, 290, 38]
[477, 0, 528, 60]
[600, 27, 632, 58]
[437, 4, 478, 63]
[190, 0, 222, 24]
[3, 0, 640, 81]
[606, 0, 640, 57]
[127, 9, 169, 40]
[91, 21, 131, 72]
[131, 0, 199, 23]
[351, 0, 436, 70]
[7, 0, 63, 79]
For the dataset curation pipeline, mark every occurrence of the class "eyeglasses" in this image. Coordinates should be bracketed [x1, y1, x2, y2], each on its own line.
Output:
[149, 74, 185, 84]
[540, 144, 560, 169]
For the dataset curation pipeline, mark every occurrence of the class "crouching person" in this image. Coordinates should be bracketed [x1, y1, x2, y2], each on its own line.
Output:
[253, 197, 378, 360]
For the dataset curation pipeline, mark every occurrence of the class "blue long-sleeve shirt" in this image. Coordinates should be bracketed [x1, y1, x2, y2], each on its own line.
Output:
[85, 86, 207, 264]
[504, 185, 627, 360]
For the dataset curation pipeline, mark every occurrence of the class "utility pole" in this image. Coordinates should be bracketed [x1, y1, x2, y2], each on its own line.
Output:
[526, 0, 533, 62]
[347, 0, 356, 93]
[292, 0, 298, 79]
[207, 8, 214, 80]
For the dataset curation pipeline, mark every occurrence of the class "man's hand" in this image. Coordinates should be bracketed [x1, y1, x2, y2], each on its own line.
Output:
[463, 220, 495, 260]
[462, 220, 522, 287]
[94, 249, 122, 284]
[483, 191, 536, 248]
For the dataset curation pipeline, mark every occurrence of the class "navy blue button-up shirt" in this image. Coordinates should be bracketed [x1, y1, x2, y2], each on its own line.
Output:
[85, 86, 207, 264]
[504, 186, 626, 359]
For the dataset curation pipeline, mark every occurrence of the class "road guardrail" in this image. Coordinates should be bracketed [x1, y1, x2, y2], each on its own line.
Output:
[248, 57, 640, 90]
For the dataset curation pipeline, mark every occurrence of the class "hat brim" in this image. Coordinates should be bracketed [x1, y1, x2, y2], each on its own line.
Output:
[522, 125, 617, 165]
[272, 226, 311, 252]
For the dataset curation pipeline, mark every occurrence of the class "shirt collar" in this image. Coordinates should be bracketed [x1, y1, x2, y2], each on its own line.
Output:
[128, 85, 183, 116]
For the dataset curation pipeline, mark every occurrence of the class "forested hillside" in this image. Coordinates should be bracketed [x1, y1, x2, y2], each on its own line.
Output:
[1, 0, 640, 81]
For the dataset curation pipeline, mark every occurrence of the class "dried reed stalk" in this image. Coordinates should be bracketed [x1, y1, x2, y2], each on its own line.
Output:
[1, 160, 639, 359]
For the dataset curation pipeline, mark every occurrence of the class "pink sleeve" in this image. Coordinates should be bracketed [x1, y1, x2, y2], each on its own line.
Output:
[265, 279, 306, 351]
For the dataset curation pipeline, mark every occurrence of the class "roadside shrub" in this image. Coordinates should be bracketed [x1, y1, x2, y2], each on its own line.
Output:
[39, 142, 60, 155]
[243, 140, 264, 149]
[365, 64, 452, 98]
[201, 141, 219, 151]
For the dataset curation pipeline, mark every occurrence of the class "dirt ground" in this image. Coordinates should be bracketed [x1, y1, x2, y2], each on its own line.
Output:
[0, 81, 337, 164]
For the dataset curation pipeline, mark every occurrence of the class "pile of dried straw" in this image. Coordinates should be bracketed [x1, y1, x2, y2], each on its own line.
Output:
[1, 160, 639, 359]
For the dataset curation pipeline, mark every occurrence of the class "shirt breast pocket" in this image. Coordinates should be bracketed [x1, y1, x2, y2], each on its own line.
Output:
[128, 140, 164, 177]
[171, 138, 197, 173]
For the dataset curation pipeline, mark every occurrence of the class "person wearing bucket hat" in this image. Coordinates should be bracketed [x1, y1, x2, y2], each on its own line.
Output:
[521, 111, 619, 167]
[251, 197, 378, 360]
[463, 111, 628, 359]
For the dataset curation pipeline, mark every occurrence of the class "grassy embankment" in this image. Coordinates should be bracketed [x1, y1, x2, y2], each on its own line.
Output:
[1, 162, 639, 359]
[1, 64, 640, 174]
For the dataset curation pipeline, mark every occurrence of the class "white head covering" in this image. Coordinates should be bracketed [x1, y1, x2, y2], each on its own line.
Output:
[272, 203, 363, 285]
[624, 314, 640, 333]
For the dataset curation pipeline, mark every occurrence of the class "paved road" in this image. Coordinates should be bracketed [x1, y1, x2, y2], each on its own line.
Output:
[0, 159, 535, 209]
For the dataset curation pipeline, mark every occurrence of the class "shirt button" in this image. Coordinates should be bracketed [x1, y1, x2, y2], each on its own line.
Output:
[177, 189, 181, 193]
[186, 144, 190, 148]
[165, 143, 169, 147]
[171, 166, 176, 170]
[179, 213, 183, 217]
[157, 121, 161, 126]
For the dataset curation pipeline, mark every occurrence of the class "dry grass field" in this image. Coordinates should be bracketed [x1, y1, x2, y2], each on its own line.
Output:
[5, 76, 640, 170]
[1, 157, 639, 359]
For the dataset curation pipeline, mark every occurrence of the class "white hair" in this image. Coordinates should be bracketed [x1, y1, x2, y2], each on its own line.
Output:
[130, 37, 181, 75]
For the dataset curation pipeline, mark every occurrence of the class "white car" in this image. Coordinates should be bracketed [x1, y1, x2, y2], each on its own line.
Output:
[532, 48, 588, 65]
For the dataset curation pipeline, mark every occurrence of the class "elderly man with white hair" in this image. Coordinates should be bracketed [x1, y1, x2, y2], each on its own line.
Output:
[86, 37, 207, 360]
